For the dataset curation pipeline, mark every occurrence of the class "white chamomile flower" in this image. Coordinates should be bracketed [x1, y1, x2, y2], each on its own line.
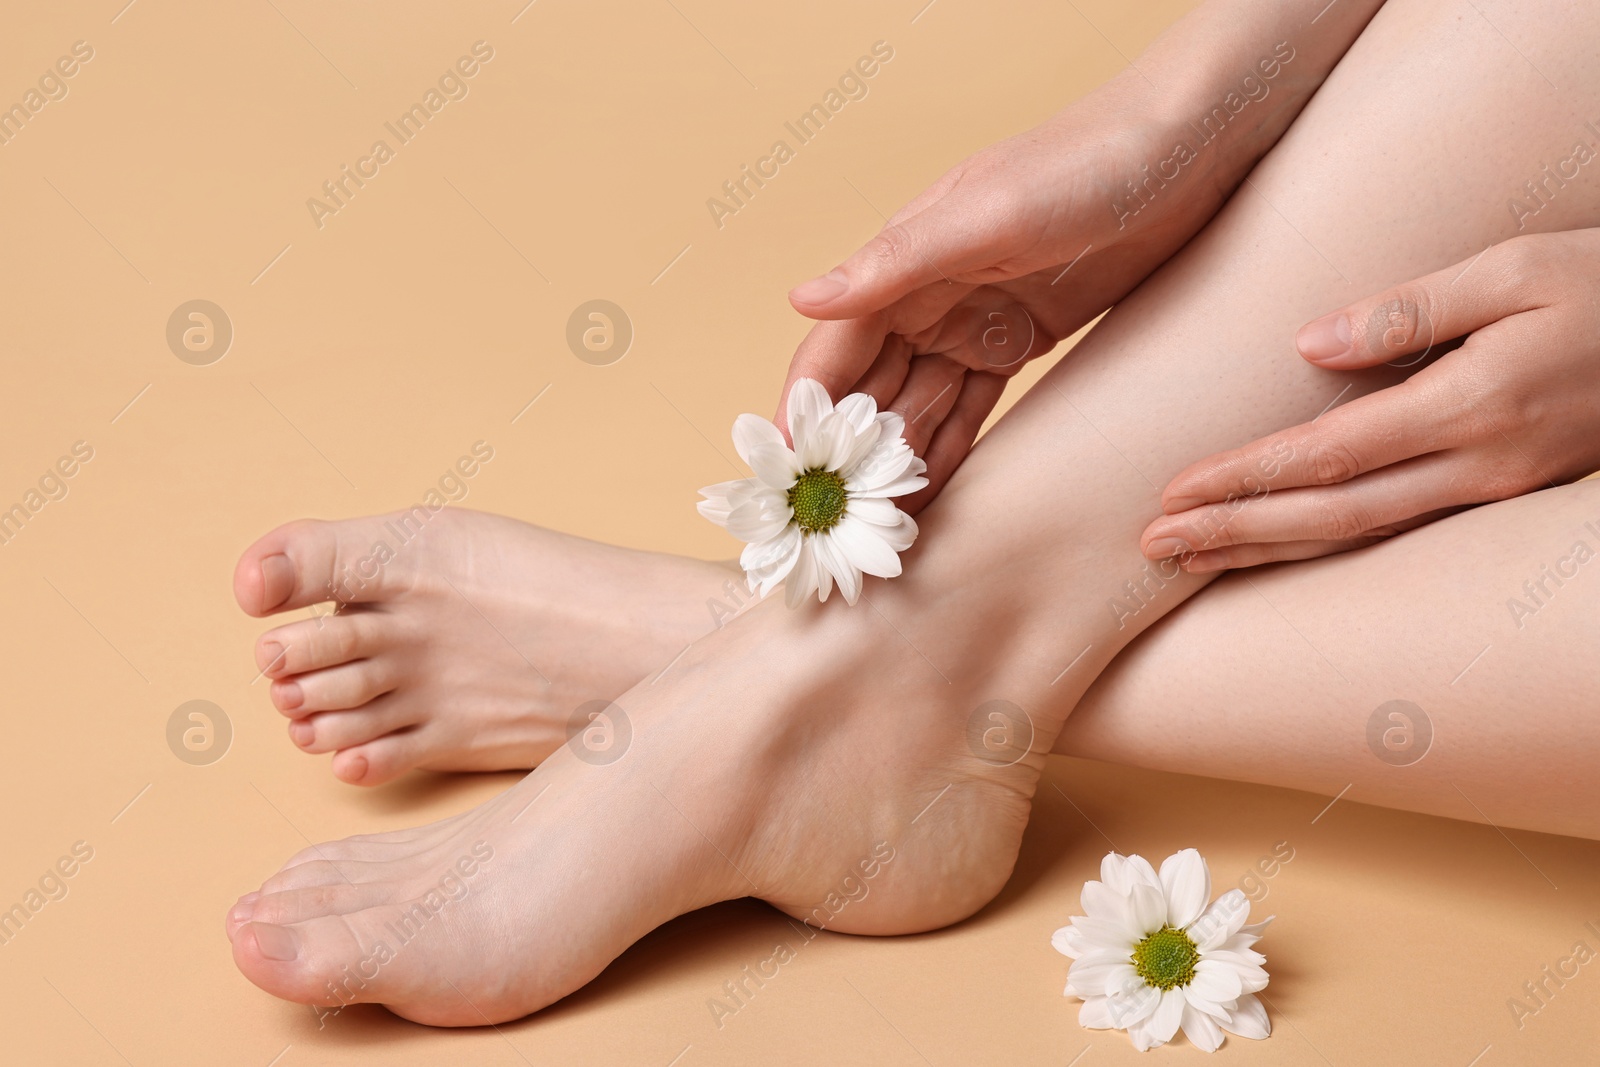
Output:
[697, 378, 928, 608]
[1051, 849, 1274, 1053]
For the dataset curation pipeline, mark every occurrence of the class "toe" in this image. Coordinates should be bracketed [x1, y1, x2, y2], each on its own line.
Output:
[249, 882, 397, 928]
[289, 701, 419, 754]
[332, 728, 435, 787]
[271, 659, 398, 716]
[260, 857, 389, 894]
[234, 516, 413, 617]
[257, 613, 389, 680]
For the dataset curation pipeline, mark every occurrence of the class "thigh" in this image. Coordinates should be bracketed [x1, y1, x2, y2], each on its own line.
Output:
[1059, 478, 1600, 838]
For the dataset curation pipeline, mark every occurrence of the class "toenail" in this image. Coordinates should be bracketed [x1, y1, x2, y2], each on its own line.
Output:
[274, 681, 304, 711]
[250, 922, 299, 961]
[259, 554, 297, 611]
[229, 893, 260, 925]
[338, 754, 369, 783]
[260, 641, 286, 676]
[288, 721, 314, 748]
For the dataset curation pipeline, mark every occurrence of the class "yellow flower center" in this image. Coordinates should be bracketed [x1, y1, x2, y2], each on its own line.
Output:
[788, 468, 848, 532]
[1131, 925, 1200, 990]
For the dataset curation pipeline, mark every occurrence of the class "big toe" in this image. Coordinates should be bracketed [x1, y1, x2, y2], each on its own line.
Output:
[233, 515, 404, 616]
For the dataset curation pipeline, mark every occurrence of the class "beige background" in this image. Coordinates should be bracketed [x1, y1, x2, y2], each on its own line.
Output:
[1, 0, 1596, 1063]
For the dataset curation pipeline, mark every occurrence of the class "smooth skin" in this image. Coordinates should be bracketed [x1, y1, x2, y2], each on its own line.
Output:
[228, 0, 1600, 1026]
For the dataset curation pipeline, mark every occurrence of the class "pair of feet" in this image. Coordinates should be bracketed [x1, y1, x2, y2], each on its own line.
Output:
[225, 508, 1054, 1024]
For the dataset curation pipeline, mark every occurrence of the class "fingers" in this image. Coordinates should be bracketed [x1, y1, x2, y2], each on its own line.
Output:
[788, 165, 997, 320]
[776, 317, 891, 439]
[1177, 510, 1459, 573]
[896, 372, 1007, 515]
[1295, 237, 1547, 369]
[1143, 454, 1476, 561]
[888, 355, 968, 458]
[1161, 378, 1456, 512]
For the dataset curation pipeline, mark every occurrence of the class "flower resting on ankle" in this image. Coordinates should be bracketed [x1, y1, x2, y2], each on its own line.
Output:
[1051, 849, 1275, 1053]
[697, 378, 927, 608]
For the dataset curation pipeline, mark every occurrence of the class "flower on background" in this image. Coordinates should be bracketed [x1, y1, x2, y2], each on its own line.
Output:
[1052, 849, 1274, 1053]
[698, 379, 928, 607]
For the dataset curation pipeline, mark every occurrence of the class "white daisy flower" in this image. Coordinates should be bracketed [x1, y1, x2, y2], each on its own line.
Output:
[1051, 849, 1274, 1053]
[697, 378, 928, 608]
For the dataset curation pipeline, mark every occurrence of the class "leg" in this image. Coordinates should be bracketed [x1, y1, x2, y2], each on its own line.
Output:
[1059, 479, 1600, 839]
[226, 0, 1600, 1023]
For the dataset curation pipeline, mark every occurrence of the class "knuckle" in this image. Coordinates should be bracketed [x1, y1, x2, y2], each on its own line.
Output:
[1316, 499, 1375, 541]
[333, 620, 360, 660]
[1490, 235, 1548, 291]
[868, 225, 918, 271]
[1362, 285, 1434, 357]
[1305, 438, 1364, 484]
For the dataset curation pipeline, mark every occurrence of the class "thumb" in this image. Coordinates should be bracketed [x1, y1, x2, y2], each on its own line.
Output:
[788, 185, 991, 321]
[1294, 240, 1542, 369]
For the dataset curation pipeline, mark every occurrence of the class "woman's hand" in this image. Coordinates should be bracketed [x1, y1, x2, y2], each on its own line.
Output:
[774, 101, 1244, 512]
[773, 0, 1389, 510]
[1141, 231, 1600, 572]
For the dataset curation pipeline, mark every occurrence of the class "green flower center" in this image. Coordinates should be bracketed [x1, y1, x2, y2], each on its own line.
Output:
[787, 468, 848, 532]
[1131, 925, 1200, 990]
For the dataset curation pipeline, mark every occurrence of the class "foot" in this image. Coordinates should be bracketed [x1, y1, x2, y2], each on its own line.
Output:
[226, 590, 1057, 1025]
[233, 508, 737, 785]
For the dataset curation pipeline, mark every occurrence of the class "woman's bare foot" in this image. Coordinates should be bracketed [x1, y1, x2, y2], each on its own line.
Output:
[226, 591, 1050, 1025]
[233, 508, 735, 785]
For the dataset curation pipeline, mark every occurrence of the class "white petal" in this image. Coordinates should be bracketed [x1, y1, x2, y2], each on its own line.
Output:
[1189, 959, 1244, 1003]
[831, 514, 902, 579]
[1127, 989, 1183, 1051]
[834, 391, 878, 433]
[1129, 882, 1167, 937]
[786, 379, 834, 457]
[846, 439, 916, 491]
[812, 532, 862, 605]
[1124, 854, 1162, 891]
[1218, 993, 1271, 1040]
[1183, 986, 1235, 1023]
[748, 442, 801, 491]
[1071, 914, 1141, 953]
[783, 539, 820, 608]
[1066, 954, 1131, 998]
[1160, 849, 1211, 929]
[697, 478, 760, 526]
[837, 421, 884, 476]
[1180, 1001, 1225, 1052]
[1078, 996, 1117, 1030]
[741, 524, 802, 591]
[1099, 853, 1135, 894]
[816, 410, 857, 472]
[1190, 889, 1251, 951]
[1150, 988, 1186, 1043]
[731, 413, 787, 466]
[1051, 923, 1086, 959]
[1104, 980, 1160, 1028]
[726, 497, 793, 543]
[815, 550, 834, 602]
[874, 409, 907, 441]
[843, 495, 900, 526]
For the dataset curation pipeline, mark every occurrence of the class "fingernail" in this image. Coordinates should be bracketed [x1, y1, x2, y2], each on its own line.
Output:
[274, 681, 304, 711]
[1145, 537, 1190, 558]
[790, 270, 848, 305]
[251, 922, 299, 961]
[1163, 496, 1203, 514]
[288, 721, 314, 748]
[259, 641, 286, 677]
[1297, 314, 1353, 363]
[259, 553, 296, 611]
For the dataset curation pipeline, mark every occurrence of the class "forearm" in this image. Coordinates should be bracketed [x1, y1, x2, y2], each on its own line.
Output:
[1087, 0, 1388, 231]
